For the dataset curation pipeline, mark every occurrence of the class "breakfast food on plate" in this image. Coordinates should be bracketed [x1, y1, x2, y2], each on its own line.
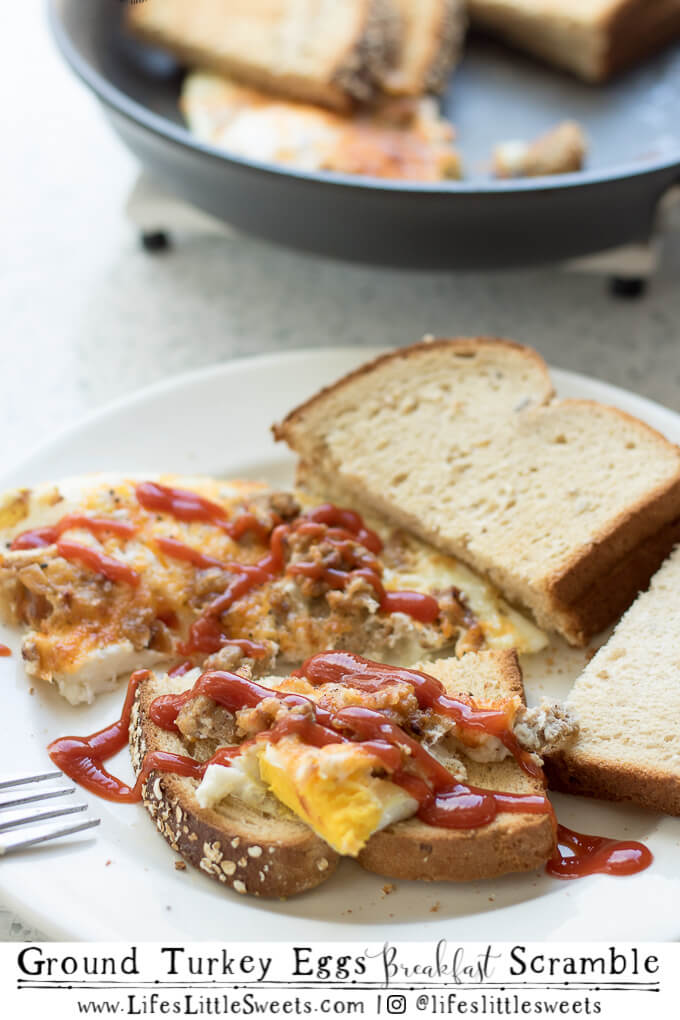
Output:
[468, 0, 680, 82]
[126, 649, 575, 895]
[181, 72, 461, 180]
[0, 472, 545, 705]
[7, 336, 668, 899]
[493, 120, 587, 178]
[382, 0, 467, 95]
[127, 0, 398, 112]
[546, 545, 680, 815]
[274, 337, 680, 647]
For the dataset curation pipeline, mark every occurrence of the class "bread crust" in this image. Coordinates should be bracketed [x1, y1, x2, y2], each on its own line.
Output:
[547, 514, 680, 646]
[359, 812, 554, 880]
[598, 0, 680, 80]
[545, 751, 680, 817]
[541, 399, 680, 607]
[469, 0, 680, 83]
[273, 336, 554, 441]
[130, 677, 340, 898]
[383, 0, 468, 96]
[545, 543, 680, 815]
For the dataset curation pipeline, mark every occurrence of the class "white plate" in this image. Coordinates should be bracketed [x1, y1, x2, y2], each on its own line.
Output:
[1, 347, 679, 942]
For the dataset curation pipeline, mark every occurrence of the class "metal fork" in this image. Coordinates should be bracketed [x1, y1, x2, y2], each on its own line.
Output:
[0, 771, 100, 856]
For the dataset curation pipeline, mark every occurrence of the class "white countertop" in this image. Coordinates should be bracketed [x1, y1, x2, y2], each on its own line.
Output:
[2, 3, 679, 940]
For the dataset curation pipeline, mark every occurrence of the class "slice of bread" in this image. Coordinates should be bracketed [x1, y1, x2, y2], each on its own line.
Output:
[546, 545, 680, 815]
[358, 650, 555, 880]
[127, 0, 397, 111]
[130, 650, 557, 895]
[468, 0, 680, 83]
[130, 672, 340, 898]
[382, 0, 467, 95]
[274, 338, 680, 646]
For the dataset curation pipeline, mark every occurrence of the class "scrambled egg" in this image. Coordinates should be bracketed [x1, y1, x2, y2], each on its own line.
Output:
[0, 474, 545, 706]
[181, 71, 461, 181]
[0, 474, 269, 703]
[197, 738, 417, 857]
[261, 739, 417, 855]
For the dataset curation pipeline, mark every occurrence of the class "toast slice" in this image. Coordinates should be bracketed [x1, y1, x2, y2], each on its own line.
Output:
[127, 0, 397, 111]
[546, 545, 680, 815]
[274, 337, 680, 646]
[468, 0, 680, 83]
[130, 650, 567, 895]
[382, 0, 467, 95]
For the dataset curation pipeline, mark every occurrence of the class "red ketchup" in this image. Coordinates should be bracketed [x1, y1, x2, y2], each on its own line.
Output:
[48, 660, 551, 833]
[33, 486, 654, 880]
[135, 482, 270, 542]
[46, 655, 654, 879]
[11, 491, 445, 649]
[47, 670, 239, 803]
[0, 644, 11, 657]
[547, 824, 652, 879]
[154, 503, 443, 655]
[296, 651, 541, 778]
[56, 539, 140, 587]
[11, 514, 136, 550]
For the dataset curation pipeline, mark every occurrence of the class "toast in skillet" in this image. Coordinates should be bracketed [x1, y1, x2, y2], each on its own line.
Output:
[127, 0, 398, 111]
[468, 0, 680, 82]
[0, 472, 545, 704]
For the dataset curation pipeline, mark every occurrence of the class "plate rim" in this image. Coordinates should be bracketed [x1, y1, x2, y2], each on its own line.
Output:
[2, 345, 680, 942]
[49, 0, 680, 198]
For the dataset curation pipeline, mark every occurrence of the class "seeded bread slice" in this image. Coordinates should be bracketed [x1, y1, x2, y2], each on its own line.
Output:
[382, 0, 467, 95]
[131, 651, 557, 894]
[127, 0, 397, 112]
[130, 673, 339, 899]
[468, 0, 680, 83]
[274, 337, 680, 646]
[358, 650, 556, 881]
[546, 545, 680, 815]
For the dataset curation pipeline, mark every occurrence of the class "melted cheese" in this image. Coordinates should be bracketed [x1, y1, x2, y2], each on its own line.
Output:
[0, 474, 546, 706]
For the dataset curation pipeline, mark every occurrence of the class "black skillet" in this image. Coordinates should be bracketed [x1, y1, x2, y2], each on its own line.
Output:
[50, 0, 680, 270]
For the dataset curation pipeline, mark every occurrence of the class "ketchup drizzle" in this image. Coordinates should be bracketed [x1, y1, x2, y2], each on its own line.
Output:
[296, 651, 541, 779]
[11, 489, 446, 647]
[136, 482, 270, 542]
[46, 657, 654, 878]
[167, 660, 194, 678]
[11, 514, 137, 551]
[547, 824, 652, 879]
[56, 539, 140, 587]
[48, 662, 551, 831]
[154, 505, 442, 655]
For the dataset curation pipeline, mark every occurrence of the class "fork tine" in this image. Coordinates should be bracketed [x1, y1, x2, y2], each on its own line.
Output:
[0, 787, 76, 810]
[0, 802, 88, 833]
[0, 817, 101, 856]
[0, 770, 63, 790]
